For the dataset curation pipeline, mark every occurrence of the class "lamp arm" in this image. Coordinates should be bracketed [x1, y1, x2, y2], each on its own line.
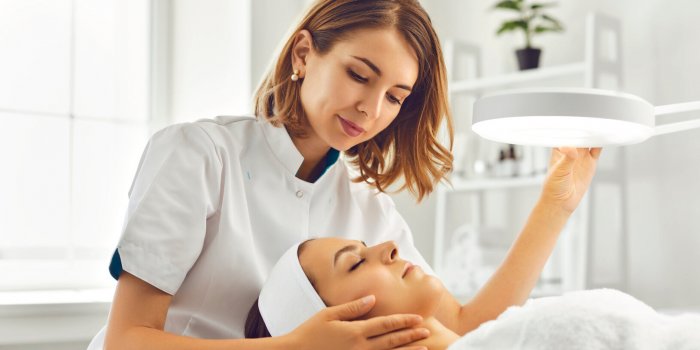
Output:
[654, 101, 700, 116]
[652, 100, 700, 136]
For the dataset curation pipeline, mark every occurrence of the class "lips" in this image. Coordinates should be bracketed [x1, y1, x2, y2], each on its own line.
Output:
[337, 115, 365, 137]
[402, 262, 414, 278]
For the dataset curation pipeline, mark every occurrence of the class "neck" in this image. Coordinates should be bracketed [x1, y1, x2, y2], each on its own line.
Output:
[413, 317, 460, 350]
[286, 125, 330, 182]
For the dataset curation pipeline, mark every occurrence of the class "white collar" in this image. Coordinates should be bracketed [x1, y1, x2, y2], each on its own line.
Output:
[257, 117, 341, 179]
[258, 118, 305, 175]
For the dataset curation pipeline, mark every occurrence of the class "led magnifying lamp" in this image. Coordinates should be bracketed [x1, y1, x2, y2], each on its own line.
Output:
[472, 88, 700, 147]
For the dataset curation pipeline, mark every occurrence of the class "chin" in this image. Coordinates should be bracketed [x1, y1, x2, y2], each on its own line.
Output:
[320, 132, 350, 152]
[330, 133, 365, 151]
[411, 275, 447, 317]
[326, 126, 372, 152]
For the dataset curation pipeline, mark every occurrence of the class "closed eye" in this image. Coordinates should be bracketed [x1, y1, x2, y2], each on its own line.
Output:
[347, 69, 403, 106]
[349, 258, 365, 272]
[387, 94, 401, 105]
[348, 69, 368, 83]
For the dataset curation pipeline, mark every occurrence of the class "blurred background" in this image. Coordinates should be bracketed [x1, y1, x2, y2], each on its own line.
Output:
[0, 0, 698, 348]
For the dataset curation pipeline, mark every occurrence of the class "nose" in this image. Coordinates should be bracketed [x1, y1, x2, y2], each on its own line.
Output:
[356, 89, 383, 120]
[378, 240, 399, 264]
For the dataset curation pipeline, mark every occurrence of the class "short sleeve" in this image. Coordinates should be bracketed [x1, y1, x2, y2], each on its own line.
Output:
[376, 194, 436, 276]
[110, 122, 222, 295]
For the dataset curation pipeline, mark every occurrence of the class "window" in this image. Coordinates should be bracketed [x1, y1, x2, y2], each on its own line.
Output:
[0, 0, 150, 291]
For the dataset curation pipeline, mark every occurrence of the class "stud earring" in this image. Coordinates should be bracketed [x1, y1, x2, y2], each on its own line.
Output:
[291, 69, 300, 82]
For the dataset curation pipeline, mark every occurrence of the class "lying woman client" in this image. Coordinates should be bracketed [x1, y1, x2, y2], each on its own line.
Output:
[245, 238, 700, 349]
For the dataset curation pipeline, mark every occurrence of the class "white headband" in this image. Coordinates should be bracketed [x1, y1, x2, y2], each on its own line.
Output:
[258, 242, 326, 336]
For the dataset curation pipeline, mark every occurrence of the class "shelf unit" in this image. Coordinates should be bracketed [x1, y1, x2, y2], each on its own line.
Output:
[434, 12, 628, 301]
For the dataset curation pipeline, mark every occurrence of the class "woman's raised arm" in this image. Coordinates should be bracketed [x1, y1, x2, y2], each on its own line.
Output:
[436, 147, 602, 335]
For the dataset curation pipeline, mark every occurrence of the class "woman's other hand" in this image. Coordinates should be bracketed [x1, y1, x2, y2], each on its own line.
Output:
[540, 147, 603, 214]
[286, 295, 429, 350]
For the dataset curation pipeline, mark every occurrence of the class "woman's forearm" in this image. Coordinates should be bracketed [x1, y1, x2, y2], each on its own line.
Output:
[105, 271, 297, 350]
[457, 198, 572, 334]
[106, 327, 294, 350]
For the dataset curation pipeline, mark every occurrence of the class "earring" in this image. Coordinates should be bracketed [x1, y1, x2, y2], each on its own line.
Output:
[291, 69, 300, 82]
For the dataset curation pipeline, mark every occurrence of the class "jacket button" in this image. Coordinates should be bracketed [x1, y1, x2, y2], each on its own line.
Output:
[296, 190, 304, 198]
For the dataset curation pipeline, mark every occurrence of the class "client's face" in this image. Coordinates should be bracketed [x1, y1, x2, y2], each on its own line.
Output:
[299, 238, 444, 318]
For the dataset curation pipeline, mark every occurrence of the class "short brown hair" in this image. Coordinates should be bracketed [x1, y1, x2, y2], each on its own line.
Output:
[254, 0, 453, 202]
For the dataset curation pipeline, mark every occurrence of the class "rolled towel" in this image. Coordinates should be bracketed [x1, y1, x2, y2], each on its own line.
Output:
[449, 289, 700, 350]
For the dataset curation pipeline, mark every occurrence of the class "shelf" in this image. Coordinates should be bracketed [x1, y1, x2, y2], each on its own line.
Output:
[442, 174, 546, 193]
[448, 62, 586, 94]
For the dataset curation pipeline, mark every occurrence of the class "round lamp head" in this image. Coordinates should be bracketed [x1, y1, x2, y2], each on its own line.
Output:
[472, 88, 655, 147]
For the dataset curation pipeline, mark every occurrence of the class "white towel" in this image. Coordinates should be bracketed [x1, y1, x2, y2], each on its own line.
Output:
[448, 289, 700, 350]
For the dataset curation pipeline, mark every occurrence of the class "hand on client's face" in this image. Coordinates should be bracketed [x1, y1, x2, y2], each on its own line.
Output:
[287, 294, 431, 350]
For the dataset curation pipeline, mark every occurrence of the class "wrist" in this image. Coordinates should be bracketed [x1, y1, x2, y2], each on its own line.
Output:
[266, 332, 302, 350]
[535, 196, 574, 219]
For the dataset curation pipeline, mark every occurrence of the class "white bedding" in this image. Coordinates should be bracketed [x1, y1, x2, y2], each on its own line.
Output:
[448, 289, 700, 350]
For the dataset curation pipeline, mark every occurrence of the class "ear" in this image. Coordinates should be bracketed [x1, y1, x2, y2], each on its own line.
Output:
[291, 29, 313, 78]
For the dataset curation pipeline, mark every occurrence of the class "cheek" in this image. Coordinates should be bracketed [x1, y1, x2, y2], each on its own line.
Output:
[299, 74, 323, 117]
[323, 271, 443, 318]
[325, 270, 395, 306]
[301, 69, 359, 119]
[341, 270, 409, 318]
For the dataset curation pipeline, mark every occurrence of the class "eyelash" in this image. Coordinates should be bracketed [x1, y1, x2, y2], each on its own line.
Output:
[349, 258, 365, 272]
[347, 69, 402, 105]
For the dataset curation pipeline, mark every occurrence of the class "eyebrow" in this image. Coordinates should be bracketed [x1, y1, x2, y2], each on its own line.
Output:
[350, 55, 413, 92]
[333, 241, 367, 268]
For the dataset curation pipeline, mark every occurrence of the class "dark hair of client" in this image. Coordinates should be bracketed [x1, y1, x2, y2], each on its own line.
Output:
[245, 298, 271, 338]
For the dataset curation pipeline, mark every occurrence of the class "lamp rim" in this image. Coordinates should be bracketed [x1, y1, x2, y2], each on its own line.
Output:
[479, 87, 652, 105]
[471, 88, 656, 147]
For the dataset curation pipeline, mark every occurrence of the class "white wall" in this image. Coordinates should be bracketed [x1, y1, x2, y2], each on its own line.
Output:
[169, 0, 252, 124]
[250, 0, 309, 94]
[400, 0, 700, 310]
[624, 0, 700, 309]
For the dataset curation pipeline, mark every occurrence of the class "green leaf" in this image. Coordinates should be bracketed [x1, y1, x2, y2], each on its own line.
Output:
[496, 20, 528, 35]
[541, 14, 564, 29]
[493, 0, 522, 12]
[530, 2, 558, 11]
[534, 25, 564, 33]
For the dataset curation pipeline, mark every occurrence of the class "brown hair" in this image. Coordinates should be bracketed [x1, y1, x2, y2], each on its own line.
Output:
[254, 0, 453, 202]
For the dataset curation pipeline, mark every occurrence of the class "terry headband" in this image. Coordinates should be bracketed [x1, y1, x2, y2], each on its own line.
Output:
[258, 242, 327, 336]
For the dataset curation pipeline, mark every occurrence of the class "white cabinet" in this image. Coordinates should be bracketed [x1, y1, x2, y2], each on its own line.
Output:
[434, 12, 629, 301]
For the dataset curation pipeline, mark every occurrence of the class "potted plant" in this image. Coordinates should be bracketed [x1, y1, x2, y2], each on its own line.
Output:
[492, 0, 565, 70]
